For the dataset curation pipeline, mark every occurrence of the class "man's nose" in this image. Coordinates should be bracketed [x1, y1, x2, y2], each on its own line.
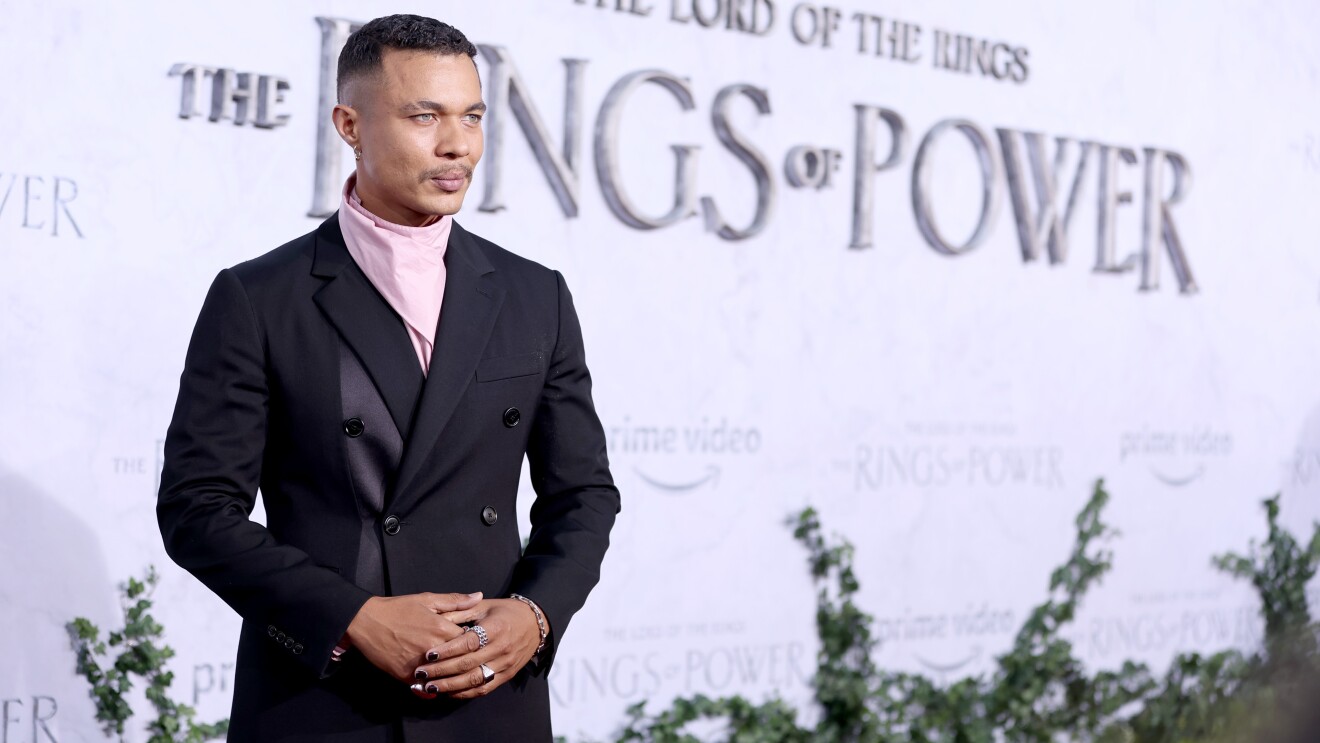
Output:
[435, 120, 472, 159]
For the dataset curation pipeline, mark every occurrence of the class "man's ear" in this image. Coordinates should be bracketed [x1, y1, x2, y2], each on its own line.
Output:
[332, 104, 361, 149]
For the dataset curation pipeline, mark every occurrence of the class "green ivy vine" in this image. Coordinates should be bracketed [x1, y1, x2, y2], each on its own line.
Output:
[67, 567, 227, 743]
[68, 480, 1319, 742]
[610, 481, 1320, 742]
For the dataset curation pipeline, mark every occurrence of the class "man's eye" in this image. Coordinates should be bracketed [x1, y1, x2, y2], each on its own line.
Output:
[463, 114, 483, 124]
[414, 114, 436, 123]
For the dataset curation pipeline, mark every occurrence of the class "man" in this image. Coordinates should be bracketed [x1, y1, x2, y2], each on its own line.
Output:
[157, 15, 619, 742]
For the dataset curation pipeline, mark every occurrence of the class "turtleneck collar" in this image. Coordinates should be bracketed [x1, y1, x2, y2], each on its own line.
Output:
[337, 172, 452, 375]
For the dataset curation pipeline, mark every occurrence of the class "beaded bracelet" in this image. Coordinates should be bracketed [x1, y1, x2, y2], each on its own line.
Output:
[509, 593, 548, 656]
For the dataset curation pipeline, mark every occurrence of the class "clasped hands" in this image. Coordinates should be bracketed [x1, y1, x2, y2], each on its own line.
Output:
[344, 592, 542, 700]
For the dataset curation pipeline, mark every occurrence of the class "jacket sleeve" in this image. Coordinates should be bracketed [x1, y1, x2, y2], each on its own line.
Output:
[511, 270, 621, 672]
[157, 268, 372, 677]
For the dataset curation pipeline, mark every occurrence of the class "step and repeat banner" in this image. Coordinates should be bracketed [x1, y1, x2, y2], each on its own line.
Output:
[4, 1, 1320, 740]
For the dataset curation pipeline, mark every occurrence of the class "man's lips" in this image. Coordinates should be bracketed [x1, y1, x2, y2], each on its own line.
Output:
[430, 173, 469, 192]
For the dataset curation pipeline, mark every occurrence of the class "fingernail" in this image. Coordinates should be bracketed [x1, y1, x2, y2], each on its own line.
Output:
[415, 669, 427, 680]
[425, 684, 438, 694]
[426, 651, 439, 662]
[467, 592, 482, 599]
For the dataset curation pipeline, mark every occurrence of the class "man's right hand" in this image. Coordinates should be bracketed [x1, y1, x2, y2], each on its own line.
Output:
[345, 592, 483, 682]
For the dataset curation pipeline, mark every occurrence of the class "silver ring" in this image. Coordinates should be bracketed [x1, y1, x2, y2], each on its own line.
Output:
[467, 624, 489, 649]
[479, 663, 495, 684]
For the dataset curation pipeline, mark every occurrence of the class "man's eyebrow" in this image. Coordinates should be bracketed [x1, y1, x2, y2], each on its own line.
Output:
[399, 100, 488, 114]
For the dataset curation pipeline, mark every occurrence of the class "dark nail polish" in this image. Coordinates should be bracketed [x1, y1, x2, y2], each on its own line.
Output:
[415, 669, 427, 680]
[425, 684, 438, 694]
[426, 651, 439, 662]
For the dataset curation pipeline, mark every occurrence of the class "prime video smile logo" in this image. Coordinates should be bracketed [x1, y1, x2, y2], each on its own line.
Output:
[1119, 425, 1234, 487]
[607, 417, 762, 494]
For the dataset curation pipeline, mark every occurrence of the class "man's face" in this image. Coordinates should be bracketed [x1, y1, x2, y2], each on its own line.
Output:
[335, 48, 485, 225]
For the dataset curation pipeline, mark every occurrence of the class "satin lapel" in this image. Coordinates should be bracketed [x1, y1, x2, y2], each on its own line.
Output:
[391, 222, 504, 507]
[311, 214, 425, 438]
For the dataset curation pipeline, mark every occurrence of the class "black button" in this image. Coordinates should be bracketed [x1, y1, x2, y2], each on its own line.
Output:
[267, 625, 277, 637]
[284, 638, 295, 649]
[383, 515, 401, 536]
[276, 631, 287, 643]
[344, 418, 365, 437]
[293, 644, 304, 655]
[502, 407, 520, 428]
[481, 506, 498, 526]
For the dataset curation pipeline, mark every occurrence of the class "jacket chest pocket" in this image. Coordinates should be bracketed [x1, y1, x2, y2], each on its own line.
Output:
[476, 352, 544, 383]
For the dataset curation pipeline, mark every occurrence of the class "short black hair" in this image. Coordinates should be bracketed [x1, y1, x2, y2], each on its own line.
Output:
[337, 14, 478, 102]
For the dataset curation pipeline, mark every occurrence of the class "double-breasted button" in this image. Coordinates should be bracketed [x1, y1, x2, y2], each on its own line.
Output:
[383, 515, 401, 536]
[502, 407, 521, 428]
[481, 506, 499, 526]
[344, 418, 365, 437]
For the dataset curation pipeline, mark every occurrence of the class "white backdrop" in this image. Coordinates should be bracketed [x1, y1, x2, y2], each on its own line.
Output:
[4, 1, 1320, 740]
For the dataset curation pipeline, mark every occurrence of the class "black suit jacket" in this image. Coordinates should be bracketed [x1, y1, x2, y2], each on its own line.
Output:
[157, 215, 620, 742]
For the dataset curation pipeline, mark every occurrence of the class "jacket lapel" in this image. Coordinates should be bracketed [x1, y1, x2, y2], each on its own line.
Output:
[311, 214, 425, 438]
[391, 221, 504, 507]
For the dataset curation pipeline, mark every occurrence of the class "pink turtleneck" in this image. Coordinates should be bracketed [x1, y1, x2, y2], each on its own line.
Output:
[338, 173, 451, 376]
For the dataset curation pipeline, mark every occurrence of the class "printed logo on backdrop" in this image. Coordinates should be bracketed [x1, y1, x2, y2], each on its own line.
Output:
[1118, 425, 1233, 488]
[842, 421, 1065, 493]
[581, 0, 1030, 84]
[609, 417, 762, 493]
[834, 421, 1056, 674]
[0, 174, 83, 238]
[1, 696, 60, 743]
[167, 64, 291, 128]
[876, 604, 1018, 679]
[549, 619, 810, 708]
[190, 661, 235, 710]
[1069, 589, 1261, 662]
[166, 11, 1199, 295]
[108, 444, 157, 499]
[112, 450, 152, 491]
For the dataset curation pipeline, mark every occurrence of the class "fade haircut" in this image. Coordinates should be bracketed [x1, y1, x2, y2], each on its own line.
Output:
[336, 14, 478, 103]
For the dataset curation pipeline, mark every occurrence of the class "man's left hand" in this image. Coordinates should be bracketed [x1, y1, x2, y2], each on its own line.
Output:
[410, 598, 541, 700]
